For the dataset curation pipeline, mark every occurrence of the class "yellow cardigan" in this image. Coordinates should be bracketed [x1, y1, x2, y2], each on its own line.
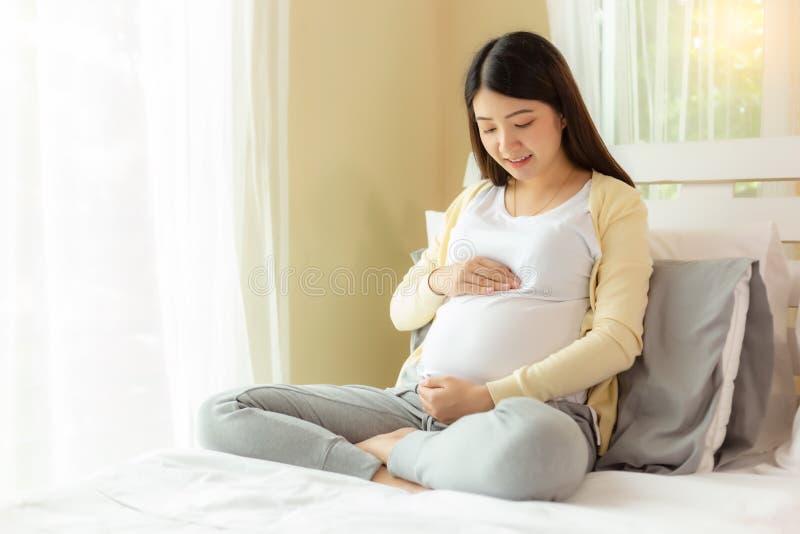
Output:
[390, 170, 653, 456]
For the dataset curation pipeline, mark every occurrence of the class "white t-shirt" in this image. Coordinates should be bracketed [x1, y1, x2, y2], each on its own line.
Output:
[418, 178, 601, 405]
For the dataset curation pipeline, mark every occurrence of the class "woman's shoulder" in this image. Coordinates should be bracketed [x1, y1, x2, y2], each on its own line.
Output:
[590, 170, 640, 198]
[588, 170, 649, 239]
[464, 178, 495, 201]
[590, 170, 645, 212]
[443, 179, 494, 218]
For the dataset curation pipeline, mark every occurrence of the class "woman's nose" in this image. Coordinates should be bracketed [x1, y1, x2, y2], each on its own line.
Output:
[498, 130, 521, 155]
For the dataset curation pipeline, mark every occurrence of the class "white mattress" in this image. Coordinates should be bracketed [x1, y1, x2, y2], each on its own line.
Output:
[2, 447, 798, 533]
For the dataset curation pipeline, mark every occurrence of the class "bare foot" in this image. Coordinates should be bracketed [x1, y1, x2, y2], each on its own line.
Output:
[354, 427, 418, 464]
[370, 465, 431, 493]
[354, 428, 431, 493]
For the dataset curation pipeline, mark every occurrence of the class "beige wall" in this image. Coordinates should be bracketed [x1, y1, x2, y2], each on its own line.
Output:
[284, 0, 549, 387]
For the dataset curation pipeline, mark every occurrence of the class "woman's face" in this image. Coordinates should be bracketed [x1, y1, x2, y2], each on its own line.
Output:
[472, 87, 566, 181]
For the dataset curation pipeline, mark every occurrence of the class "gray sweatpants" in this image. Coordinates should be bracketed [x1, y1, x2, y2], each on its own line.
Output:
[196, 382, 598, 502]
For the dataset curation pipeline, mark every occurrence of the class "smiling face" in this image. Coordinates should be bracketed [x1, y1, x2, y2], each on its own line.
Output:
[472, 87, 567, 182]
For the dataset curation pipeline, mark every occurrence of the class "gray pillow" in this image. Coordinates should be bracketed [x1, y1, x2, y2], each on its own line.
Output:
[715, 258, 775, 469]
[595, 257, 774, 474]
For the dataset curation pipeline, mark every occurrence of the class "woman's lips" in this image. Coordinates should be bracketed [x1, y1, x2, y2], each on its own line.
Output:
[507, 155, 532, 168]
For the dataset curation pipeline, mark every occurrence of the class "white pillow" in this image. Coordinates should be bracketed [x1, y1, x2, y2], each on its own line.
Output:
[696, 264, 751, 472]
[649, 221, 796, 457]
[775, 311, 800, 472]
[775, 405, 800, 473]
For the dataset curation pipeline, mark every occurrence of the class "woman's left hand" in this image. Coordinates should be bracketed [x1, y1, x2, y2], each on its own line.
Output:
[417, 375, 495, 425]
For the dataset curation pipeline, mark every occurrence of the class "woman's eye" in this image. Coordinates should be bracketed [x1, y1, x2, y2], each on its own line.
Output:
[481, 120, 534, 134]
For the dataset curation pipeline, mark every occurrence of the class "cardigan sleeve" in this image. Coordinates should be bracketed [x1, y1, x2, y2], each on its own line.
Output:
[389, 231, 447, 331]
[389, 187, 472, 331]
[484, 187, 653, 404]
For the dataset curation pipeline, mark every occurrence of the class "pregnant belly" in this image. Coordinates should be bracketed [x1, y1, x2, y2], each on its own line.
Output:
[418, 295, 589, 385]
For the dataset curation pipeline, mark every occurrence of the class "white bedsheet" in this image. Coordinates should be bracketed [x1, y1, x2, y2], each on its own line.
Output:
[2, 447, 798, 533]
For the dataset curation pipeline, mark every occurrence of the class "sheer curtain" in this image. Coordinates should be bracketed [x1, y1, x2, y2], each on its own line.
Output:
[547, 0, 800, 145]
[0, 0, 289, 499]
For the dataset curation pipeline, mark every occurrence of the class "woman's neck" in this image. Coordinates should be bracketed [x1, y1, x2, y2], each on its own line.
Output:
[512, 157, 581, 197]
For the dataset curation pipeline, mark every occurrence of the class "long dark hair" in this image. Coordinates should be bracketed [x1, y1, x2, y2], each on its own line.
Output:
[464, 31, 634, 188]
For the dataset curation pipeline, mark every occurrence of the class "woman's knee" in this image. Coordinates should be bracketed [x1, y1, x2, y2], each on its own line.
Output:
[195, 386, 249, 451]
[484, 397, 590, 501]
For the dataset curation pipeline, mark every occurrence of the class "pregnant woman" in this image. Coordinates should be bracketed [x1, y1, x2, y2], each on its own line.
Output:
[196, 31, 653, 502]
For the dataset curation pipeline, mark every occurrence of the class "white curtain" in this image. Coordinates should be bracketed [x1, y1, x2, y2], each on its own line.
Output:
[0, 0, 289, 499]
[547, 0, 800, 145]
[545, 0, 604, 136]
[760, 0, 800, 136]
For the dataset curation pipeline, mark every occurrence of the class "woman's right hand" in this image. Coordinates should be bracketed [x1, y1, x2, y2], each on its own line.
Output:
[427, 257, 521, 297]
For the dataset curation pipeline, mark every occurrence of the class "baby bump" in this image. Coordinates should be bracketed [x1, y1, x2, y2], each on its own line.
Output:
[418, 295, 589, 384]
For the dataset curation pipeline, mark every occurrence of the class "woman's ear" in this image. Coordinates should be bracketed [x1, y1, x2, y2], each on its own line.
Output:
[561, 115, 567, 129]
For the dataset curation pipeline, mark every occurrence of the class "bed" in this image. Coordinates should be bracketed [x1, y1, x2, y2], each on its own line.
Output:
[1, 447, 798, 533]
[3, 137, 800, 533]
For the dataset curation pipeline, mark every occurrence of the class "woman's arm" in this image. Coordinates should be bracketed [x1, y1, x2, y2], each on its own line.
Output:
[389, 185, 476, 331]
[484, 189, 653, 404]
[389, 230, 447, 331]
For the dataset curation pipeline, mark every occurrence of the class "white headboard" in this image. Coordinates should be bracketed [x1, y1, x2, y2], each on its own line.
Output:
[610, 136, 800, 241]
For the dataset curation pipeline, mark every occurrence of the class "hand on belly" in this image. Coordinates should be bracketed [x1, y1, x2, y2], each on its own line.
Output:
[416, 375, 495, 424]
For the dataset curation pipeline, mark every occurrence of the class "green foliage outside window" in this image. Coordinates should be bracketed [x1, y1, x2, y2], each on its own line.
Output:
[620, 1, 764, 200]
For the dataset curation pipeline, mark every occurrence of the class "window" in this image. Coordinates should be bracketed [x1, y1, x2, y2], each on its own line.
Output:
[547, 0, 799, 200]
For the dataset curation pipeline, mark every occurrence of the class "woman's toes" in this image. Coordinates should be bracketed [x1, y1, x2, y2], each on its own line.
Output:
[392, 427, 418, 438]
